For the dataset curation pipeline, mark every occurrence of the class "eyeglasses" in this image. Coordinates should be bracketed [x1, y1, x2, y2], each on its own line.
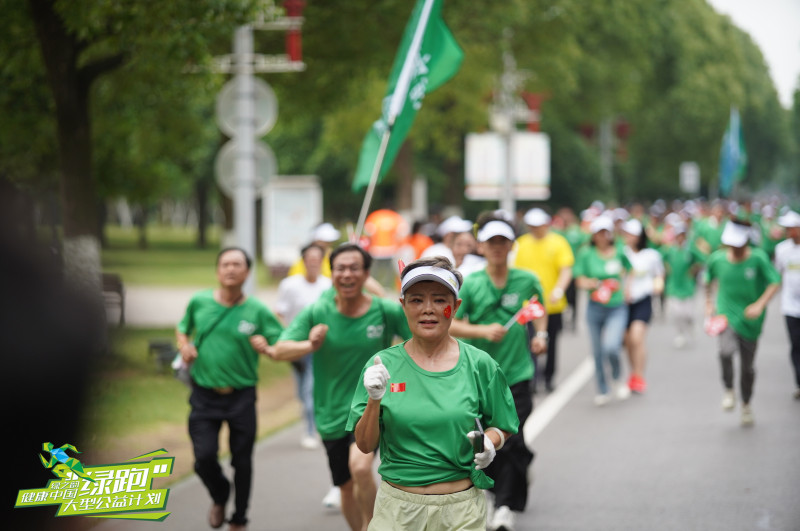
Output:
[332, 265, 364, 273]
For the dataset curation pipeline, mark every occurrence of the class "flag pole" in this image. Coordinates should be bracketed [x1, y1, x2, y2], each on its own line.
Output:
[352, 0, 437, 242]
[354, 126, 393, 241]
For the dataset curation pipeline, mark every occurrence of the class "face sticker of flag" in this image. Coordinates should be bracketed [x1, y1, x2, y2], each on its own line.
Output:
[390, 382, 406, 393]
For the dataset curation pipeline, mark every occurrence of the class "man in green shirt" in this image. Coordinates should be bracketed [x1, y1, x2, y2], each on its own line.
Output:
[661, 223, 705, 348]
[704, 221, 780, 426]
[272, 243, 410, 531]
[177, 247, 284, 531]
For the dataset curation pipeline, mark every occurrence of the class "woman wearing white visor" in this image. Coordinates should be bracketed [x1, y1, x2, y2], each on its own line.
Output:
[347, 257, 518, 531]
[704, 219, 780, 425]
[620, 218, 665, 393]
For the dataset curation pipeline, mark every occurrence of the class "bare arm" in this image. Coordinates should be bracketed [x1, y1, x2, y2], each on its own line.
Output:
[449, 318, 507, 343]
[744, 283, 780, 320]
[354, 400, 381, 453]
[175, 330, 197, 364]
[271, 324, 329, 361]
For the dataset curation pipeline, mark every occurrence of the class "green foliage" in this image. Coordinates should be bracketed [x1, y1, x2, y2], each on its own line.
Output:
[2, 0, 797, 228]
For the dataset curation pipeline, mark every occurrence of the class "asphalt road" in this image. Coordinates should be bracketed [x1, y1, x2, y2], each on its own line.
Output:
[95, 292, 800, 531]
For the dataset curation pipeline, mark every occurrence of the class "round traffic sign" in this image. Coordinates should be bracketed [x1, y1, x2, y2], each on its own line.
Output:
[214, 139, 277, 198]
[216, 76, 278, 137]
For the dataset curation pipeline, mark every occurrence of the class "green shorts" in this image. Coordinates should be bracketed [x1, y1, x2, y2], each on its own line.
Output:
[368, 481, 486, 531]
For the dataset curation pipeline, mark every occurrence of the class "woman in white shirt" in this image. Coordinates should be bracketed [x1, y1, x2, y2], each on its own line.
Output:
[621, 219, 665, 394]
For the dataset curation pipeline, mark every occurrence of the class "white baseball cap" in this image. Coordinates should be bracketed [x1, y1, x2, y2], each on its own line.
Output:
[312, 223, 341, 242]
[477, 220, 516, 242]
[523, 208, 551, 227]
[777, 210, 800, 228]
[720, 221, 751, 247]
[590, 215, 614, 234]
[437, 216, 473, 237]
[621, 218, 643, 237]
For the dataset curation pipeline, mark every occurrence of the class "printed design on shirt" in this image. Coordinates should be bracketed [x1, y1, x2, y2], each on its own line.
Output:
[501, 293, 519, 308]
[744, 267, 755, 280]
[390, 382, 406, 392]
[366, 324, 385, 339]
[238, 320, 256, 335]
[605, 259, 622, 275]
[786, 262, 800, 271]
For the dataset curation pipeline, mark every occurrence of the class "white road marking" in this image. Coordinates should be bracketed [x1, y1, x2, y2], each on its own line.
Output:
[524, 358, 594, 446]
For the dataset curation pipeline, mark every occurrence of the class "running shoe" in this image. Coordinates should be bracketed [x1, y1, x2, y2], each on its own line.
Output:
[627, 375, 647, 394]
[300, 435, 320, 450]
[673, 335, 687, 349]
[322, 486, 341, 509]
[741, 404, 754, 426]
[492, 505, 516, 531]
[613, 380, 631, 400]
[593, 394, 611, 406]
[721, 389, 735, 411]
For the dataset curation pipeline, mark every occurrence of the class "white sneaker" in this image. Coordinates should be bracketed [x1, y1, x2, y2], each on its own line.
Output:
[300, 435, 320, 450]
[673, 335, 686, 349]
[321, 486, 341, 509]
[741, 404, 754, 426]
[613, 381, 631, 401]
[721, 389, 735, 411]
[594, 393, 611, 406]
[492, 505, 516, 531]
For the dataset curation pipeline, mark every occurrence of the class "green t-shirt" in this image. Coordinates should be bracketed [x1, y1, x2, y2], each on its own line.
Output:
[280, 296, 411, 440]
[346, 341, 519, 490]
[178, 290, 284, 388]
[661, 243, 705, 299]
[573, 246, 632, 307]
[696, 218, 725, 253]
[454, 269, 542, 386]
[704, 248, 781, 340]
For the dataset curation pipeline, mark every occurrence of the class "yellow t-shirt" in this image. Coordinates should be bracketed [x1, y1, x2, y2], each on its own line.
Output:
[287, 250, 332, 278]
[512, 232, 575, 314]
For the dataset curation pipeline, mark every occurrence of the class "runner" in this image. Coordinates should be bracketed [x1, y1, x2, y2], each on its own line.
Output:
[574, 215, 632, 405]
[621, 218, 665, 393]
[347, 257, 518, 531]
[704, 220, 781, 426]
[450, 213, 547, 531]
[271, 244, 411, 531]
[774, 210, 800, 399]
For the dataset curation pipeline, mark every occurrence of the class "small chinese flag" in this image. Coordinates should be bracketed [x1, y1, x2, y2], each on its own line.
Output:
[517, 300, 546, 324]
[390, 382, 406, 393]
[704, 315, 728, 336]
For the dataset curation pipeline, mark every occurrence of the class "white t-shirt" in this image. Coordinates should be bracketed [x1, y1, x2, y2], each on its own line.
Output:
[624, 247, 664, 303]
[774, 238, 800, 318]
[275, 274, 332, 324]
[458, 253, 487, 278]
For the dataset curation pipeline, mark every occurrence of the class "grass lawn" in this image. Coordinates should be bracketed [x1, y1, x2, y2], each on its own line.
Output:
[81, 327, 293, 449]
[101, 224, 277, 287]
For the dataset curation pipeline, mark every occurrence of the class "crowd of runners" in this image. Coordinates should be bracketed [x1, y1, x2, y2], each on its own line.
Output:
[176, 196, 800, 531]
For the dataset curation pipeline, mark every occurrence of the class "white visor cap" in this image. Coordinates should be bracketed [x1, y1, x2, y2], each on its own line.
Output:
[622, 218, 643, 237]
[477, 220, 516, 242]
[400, 266, 460, 298]
[777, 210, 800, 228]
[523, 208, 551, 227]
[590, 215, 615, 234]
[720, 221, 750, 247]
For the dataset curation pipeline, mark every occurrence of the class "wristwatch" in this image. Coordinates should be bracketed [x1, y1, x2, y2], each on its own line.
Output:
[536, 330, 549, 340]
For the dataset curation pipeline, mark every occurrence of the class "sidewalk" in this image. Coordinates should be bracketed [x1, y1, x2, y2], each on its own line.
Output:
[120, 286, 281, 328]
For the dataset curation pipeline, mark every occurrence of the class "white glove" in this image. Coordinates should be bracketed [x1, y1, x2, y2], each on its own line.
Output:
[467, 431, 496, 470]
[364, 356, 390, 400]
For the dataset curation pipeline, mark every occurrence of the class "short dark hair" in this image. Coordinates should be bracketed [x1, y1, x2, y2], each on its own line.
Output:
[216, 247, 252, 269]
[329, 243, 372, 271]
[301, 243, 326, 259]
[400, 256, 463, 290]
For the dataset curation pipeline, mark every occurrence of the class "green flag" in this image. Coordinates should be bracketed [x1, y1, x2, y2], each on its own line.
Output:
[351, 0, 463, 192]
[718, 107, 747, 198]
